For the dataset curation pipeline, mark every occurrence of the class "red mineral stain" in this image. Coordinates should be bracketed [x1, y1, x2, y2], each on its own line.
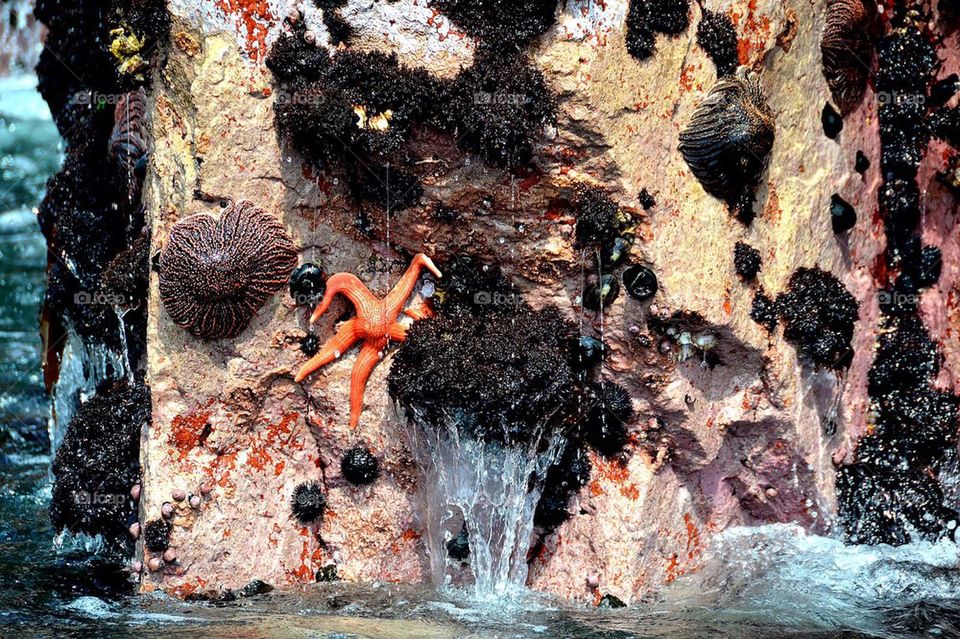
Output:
[216, 0, 276, 61]
[730, 0, 772, 65]
[679, 65, 695, 93]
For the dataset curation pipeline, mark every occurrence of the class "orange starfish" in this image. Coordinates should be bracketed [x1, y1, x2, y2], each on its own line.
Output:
[294, 253, 442, 428]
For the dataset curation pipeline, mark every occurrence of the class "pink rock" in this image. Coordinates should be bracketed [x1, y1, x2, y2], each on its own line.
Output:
[162, 549, 177, 563]
[172, 489, 186, 502]
[130, 484, 141, 501]
[148, 558, 164, 572]
[129, 522, 141, 539]
[189, 495, 202, 509]
[131, 560, 143, 573]
[586, 573, 600, 589]
[199, 482, 213, 496]
[161, 502, 174, 518]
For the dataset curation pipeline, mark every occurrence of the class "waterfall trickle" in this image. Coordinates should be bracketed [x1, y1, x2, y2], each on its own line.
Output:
[407, 415, 564, 600]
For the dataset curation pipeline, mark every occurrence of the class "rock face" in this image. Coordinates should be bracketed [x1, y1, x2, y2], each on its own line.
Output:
[39, 0, 960, 604]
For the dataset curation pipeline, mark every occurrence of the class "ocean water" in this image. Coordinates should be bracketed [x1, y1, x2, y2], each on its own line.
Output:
[1, 75, 959, 639]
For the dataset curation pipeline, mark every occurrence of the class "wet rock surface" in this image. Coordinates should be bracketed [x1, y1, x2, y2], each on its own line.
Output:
[34, 0, 960, 605]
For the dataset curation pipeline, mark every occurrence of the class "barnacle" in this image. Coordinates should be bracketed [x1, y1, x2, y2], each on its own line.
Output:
[158, 201, 297, 340]
[678, 67, 775, 223]
[820, 0, 874, 115]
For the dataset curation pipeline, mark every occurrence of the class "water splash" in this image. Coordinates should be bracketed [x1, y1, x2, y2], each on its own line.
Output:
[406, 414, 564, 601]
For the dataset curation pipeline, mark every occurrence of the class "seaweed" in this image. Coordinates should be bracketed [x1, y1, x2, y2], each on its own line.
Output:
[50, 377, 150, 548]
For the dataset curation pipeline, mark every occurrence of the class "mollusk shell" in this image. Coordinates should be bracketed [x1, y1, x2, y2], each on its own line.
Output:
[678, 67, 775, 214]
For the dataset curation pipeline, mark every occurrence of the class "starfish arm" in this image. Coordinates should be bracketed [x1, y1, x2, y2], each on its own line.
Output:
[403, 301, 434, 322]
[294, 319, 359, 383]
[310, 273, 378, 324]
[348, 342, 384, 429]
[383, 253, 442, 316]
[388, 321, 408, 342]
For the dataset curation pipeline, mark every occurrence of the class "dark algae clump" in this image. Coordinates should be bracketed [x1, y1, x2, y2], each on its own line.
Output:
[442, 50, 557, 169]
[430, 0, 560, 48]
[389, 302, 578, 446]
[733, 241, 761, 281]
[776, 267, 858, 369]
[143, 520, 172, 553]
[573, 186, 624, 248]
[837, 19, 960, 547]
[625, 0, 656, 60]
[696, 8, 739, 77]
[625, 0, 691, 61]
[582, 382, 633, 457]
[534, 444, 591, 530]
[750, 289, 779, 331]
[50, 377, 150, 549]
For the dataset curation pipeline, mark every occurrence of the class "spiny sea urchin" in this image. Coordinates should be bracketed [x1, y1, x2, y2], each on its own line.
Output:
[291, 481, 327, 525]
[158, 200, 297, 340]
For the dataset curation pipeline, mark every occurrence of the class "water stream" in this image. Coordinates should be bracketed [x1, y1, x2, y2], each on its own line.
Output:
[406, 415, 565, 600]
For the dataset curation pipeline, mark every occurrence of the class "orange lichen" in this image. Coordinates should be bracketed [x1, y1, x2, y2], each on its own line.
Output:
[168, 408, 213, 463]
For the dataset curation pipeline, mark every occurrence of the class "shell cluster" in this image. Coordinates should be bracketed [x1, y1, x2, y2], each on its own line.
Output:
[159, 200, 297, 340]
[820, 0, 874, 115]
[678, 67, 775, 223]
[109, 87, 149, 175]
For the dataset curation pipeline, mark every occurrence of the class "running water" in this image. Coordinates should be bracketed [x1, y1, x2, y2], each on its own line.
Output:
[406, 415, 565, 601]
